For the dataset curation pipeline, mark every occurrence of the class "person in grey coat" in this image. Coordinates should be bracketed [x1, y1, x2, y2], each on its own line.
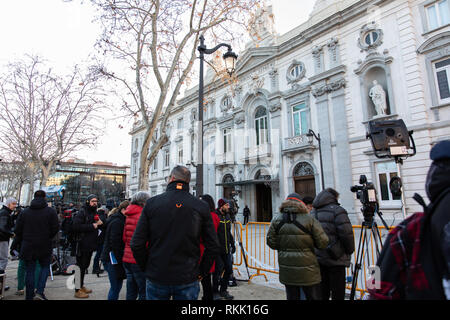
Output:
[311, 188, 355, 300]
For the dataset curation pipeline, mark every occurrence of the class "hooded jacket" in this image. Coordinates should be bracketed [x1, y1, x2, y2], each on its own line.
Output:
[267, 199, 329, 286]
[370, 159, 450, 300]
[0, 205, 14, 242]
[72, 203, 99, 252]
[122, 204, 143, 264]
[14, 197, 59, 260]
[311, 190, 355, 267]
[423, 159, 450, 298]
[130, 181, 220, 285]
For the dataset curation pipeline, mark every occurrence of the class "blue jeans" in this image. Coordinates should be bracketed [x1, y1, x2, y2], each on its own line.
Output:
[103, 260, 124, 300]
[123, 262, 146, 300]
[24, 257, 50, 300]
[146, 280, 200, 300]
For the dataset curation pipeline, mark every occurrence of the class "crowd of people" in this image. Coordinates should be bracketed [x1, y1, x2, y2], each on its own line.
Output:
[0, 140, 448, 301]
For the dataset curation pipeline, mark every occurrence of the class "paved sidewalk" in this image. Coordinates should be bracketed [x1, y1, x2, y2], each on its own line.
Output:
[2, 258, 285, 300]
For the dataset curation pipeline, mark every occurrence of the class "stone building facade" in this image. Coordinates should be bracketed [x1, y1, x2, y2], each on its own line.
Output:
[128, 0, 450, 224]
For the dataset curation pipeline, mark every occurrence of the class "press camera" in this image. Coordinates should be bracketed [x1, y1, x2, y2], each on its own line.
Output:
[350, 175, 379, 222]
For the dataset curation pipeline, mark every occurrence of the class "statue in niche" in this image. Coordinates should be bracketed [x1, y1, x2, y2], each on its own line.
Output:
[369, 80, 388, 116]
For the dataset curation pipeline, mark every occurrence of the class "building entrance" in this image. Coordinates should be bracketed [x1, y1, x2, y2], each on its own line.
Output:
[256, 183, 272, 222]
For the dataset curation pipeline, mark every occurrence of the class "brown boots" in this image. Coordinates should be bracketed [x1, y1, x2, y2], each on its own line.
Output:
[74, 286, 92, 299]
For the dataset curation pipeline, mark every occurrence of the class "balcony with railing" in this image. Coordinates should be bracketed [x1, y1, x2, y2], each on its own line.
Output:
[282, 134, 315, 154]
[215, 152, 235, 166]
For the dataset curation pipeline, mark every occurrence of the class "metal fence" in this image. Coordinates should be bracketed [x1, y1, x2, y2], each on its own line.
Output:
[232, 221, 393, 299]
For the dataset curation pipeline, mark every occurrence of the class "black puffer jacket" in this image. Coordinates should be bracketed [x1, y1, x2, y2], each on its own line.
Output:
[131, 181, 220, 285]
[101, 210, 126, 263]
[72, 204, 98, 253]
[14, 197, 59, 260]
[0, 205, 14, 242]
[311, 190, 355, 267]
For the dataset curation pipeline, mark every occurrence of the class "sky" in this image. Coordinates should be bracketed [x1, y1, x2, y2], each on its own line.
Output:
[0, 0, 317, 167]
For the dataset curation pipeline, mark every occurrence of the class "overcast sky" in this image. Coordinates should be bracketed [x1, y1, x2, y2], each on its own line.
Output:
[0, 0, 316, 167]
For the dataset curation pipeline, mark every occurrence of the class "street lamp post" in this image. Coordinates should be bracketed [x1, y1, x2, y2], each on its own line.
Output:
[196, 35, 237, 196]
[307, 129, 325, 190]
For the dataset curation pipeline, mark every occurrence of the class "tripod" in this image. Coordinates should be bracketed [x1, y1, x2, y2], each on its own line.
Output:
[349, 213, 388, 300]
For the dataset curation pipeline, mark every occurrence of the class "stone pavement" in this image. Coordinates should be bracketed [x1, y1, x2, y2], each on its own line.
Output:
[1, 258, 286, 300]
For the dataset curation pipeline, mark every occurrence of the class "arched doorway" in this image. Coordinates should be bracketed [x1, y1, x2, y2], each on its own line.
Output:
[222, 174, 235, 200]
[293, 162, 316, 198]
[254, 169, 272, 222]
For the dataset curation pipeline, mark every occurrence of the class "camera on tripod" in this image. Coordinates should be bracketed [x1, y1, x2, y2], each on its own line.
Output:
[350, 175, 378, 222]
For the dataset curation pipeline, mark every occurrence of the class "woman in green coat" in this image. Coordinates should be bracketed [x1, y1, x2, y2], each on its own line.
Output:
[267, 193, 328, 300]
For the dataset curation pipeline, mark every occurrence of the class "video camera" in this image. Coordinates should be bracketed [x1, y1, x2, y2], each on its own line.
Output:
[351, 175, 378, 223]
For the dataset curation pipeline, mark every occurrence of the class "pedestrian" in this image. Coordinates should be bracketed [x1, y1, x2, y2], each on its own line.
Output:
[122, 191, 150, 300]
[311, 188, 355, 300]
[198, 194, 220, 301]
[101, 200, 129, 300]
[0, 197, 18, 293]
[14, 191, 59, 300]
[9, 218, 41, 296]
[301, 196, 314, 213]
[72, 194, 103, 298]
[212, 198, 236, 300]
[369, 140, 450, 300]
[243, 205, 250, 225]
[131, 166, 220, 300]
[267, 192, 328, 300]
[92, 207, 107, 276]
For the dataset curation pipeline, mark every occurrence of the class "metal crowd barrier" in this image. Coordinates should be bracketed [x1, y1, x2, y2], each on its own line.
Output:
[231, 221, 394, 299]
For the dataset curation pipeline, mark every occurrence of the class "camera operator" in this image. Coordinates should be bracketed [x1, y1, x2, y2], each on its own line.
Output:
[311, 188, 355, 300]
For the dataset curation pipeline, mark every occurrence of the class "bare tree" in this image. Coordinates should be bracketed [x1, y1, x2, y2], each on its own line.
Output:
[0, 55, 106, 190]
[89, 0, 260, 190]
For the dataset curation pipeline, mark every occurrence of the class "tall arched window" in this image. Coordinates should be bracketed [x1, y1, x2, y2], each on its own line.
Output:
[255, 106, 268, 146]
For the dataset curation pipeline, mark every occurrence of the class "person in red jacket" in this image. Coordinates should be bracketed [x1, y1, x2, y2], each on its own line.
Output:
[198, 194, 220, 301]
[123, 191, 150, 300]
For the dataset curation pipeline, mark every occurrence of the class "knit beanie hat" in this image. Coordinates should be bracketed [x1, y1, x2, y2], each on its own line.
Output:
[286, 193, 304, 204]
[218, 198, 227, 209]
[87, 194, 98, 202]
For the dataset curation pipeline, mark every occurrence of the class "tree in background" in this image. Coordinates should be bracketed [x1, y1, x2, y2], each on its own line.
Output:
[0, 55, 106, 201]
[89, 0, 261, 190]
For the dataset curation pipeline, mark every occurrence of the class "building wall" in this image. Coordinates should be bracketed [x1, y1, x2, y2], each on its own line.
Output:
[128, 0, 450, 223]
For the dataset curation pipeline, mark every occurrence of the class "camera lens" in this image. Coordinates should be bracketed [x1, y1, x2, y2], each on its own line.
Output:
[386, 128, 395, 136]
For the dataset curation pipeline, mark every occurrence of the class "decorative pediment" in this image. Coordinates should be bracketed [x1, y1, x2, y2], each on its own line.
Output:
[417, 31, 450, 55]
[235, 47, 277, 74]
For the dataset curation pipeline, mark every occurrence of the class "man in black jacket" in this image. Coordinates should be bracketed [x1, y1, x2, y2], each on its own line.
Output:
[14, 191, 59, 300]
[311, 188, 355, 300]
[0, 197, 17, 293]
[243, 205, 250, 225]
[212, 198, 236, 300]
[72, 194, 103, 298]
[131, 166, 220, 300]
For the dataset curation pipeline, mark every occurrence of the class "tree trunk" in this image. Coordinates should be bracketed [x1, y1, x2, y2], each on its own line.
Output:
[138, 132, 169, 191]
[40, 166, 50, 188]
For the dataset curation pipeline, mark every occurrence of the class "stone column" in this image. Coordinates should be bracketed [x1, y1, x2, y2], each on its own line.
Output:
[330, 81, 354, 213]
[312, 84, 335, 189]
